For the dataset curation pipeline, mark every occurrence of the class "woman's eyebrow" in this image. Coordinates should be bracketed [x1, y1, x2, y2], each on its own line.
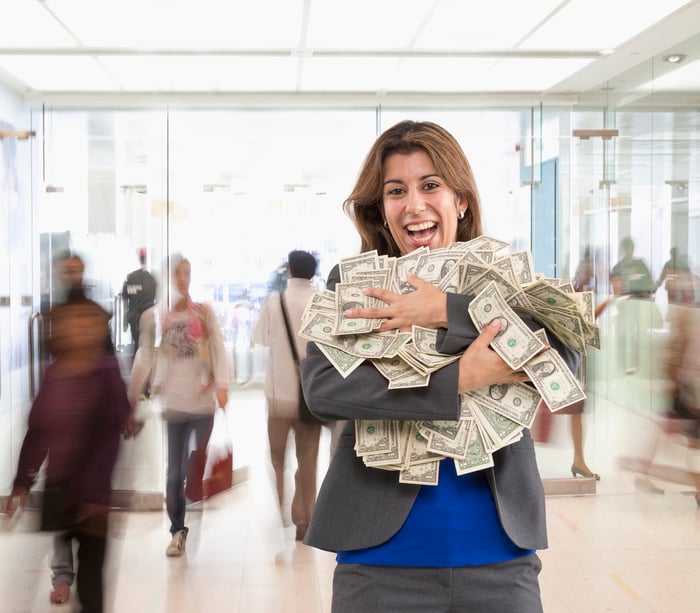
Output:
[383, 173, 440, 187]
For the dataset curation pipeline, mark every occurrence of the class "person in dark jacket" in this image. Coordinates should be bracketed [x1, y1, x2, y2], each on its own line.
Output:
[122, 247, 157, 351]
[5, 290, 132, 612]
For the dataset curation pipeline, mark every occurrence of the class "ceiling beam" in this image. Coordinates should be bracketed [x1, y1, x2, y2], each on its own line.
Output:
[0, 47, 602, 59]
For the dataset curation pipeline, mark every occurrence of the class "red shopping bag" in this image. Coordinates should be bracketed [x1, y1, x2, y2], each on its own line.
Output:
[185, 409, 234, 501]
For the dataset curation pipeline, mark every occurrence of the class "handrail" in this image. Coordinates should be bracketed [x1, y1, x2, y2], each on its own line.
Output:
[28, 311, 45, 402]
[114, 293, 126, 350]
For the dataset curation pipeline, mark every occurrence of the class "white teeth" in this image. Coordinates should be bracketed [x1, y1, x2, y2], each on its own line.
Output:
[407, 221, 436, 232]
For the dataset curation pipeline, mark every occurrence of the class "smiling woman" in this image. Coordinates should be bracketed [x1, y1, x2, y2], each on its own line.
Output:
[344, 120, 482, 259]
[301, 120, 581, 613]
[381, 150, 465, 254]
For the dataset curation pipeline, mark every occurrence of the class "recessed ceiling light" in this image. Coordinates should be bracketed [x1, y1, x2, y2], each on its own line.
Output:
[663, 54, 686, 64]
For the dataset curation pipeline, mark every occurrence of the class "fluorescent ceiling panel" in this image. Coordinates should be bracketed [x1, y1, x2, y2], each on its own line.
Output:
[45, 0, 304, 48]
[100, 55, 299, 91]
[383, 57, 591, 92]
[299, 57, 401, 91]
[489, 58, 595, 91]
[305, 0, 434, 49]
[0, 0, 77, 47]
[520, 0, 692, 50]
[387, 57, 499, 92]
[414, 0, 564, 49]
[0, 55, 117, 91]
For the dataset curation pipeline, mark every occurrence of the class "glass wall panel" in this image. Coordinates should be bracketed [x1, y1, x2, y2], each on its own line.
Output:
[166, 109, 376, 470]
[35, 109, 169, 495]
[4, 53, 697, 501]
[561, 33, 700, 492]
[0, 103, 35, 496]
[167, 109, 375, 376]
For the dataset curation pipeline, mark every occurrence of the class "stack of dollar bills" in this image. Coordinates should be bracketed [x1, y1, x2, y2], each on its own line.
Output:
[300, 236, 598, 485]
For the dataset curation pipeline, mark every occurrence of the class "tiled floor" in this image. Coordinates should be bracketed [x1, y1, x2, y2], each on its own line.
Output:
[2, 384, 700, 613]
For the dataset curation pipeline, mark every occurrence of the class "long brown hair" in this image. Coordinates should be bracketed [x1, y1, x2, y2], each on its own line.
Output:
[343, 120, 483, 257]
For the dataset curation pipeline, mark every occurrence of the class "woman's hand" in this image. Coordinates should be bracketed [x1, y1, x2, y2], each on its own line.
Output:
[458, 320, 529, 393]
[216, 389, 229, 411]
[343, 273, 447, 332]
[4, 487, 27, 516]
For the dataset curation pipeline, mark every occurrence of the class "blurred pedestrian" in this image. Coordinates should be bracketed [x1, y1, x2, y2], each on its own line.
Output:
[122, 247, 157, 351]
[573, 246, 595, 293]
[252, 250, 322, 541]
[665, 301, 700, 507]
[610, 237, 660, 375]
[610, 237, 653, 299]
[128, 254, 229, 556]
[654, 248, 695, 307]
[42, 251, 119, 605]
[5, 289, 133, 612]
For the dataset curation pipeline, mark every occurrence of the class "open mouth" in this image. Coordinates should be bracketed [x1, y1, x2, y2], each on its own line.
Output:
[406, 220, 438, 245]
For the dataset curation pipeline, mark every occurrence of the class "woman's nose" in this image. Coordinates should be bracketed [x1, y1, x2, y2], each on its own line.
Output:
[405, 190, 425, 215]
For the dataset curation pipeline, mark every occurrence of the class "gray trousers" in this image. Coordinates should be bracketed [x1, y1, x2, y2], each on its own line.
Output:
[332, 554, 543, 613]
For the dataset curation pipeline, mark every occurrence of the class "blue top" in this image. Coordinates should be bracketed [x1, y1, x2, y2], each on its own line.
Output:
[336, 459, 533, 567]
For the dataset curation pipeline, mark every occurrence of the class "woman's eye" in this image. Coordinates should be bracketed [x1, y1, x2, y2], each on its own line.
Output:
[386, 187, 404, 196]
[423, 182, 439, 191]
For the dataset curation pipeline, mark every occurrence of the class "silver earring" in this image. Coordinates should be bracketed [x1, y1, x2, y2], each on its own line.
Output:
[458, 210, 465, 220]
[383, 220, 388, 228]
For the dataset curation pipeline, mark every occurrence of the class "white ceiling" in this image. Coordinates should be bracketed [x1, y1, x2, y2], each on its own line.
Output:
[0, 0, 698, 104]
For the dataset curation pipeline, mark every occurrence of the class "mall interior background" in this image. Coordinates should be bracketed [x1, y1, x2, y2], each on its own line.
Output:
[1, 10, 700, 501]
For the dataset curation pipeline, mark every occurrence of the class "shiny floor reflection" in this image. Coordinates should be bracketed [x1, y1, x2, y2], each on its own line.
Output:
[2, 392, 700, 613]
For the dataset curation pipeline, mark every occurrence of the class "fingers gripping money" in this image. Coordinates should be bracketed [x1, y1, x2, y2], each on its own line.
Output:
[300, 238, 590, 485]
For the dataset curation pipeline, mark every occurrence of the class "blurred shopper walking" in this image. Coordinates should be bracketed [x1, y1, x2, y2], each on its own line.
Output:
[129, 254, 229, 557]
[252, 250, 321, 541]
[5, 289, 133, 612]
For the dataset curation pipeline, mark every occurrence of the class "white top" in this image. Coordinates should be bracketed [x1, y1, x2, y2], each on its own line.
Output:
[252, 277, 316, 415]
[129, 301, 229, 418]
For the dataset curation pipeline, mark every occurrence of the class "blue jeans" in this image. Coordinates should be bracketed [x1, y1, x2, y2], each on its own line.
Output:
[165, 416, 214, 534]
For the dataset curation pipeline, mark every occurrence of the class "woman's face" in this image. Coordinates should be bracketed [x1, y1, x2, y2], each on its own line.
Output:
[53, 306, 107, 354]
[174, 260, 191, 296]
[382, 150, 465, 255]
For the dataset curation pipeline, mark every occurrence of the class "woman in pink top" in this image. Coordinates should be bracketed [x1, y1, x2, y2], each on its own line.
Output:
[129, 254, 229, 557]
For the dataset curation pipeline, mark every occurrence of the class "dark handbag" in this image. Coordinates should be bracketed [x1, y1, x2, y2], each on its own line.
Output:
[41, 480, 79, 531]
[280, 294, 323, 425]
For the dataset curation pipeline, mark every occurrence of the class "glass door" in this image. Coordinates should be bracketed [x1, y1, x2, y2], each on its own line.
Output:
[166, 108, 376, 468]
[0, 120, 35, 496]
[30, 109, 169, 499]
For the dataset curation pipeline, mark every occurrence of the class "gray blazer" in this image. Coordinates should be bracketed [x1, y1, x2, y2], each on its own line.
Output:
[301, 266, 579, 553]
